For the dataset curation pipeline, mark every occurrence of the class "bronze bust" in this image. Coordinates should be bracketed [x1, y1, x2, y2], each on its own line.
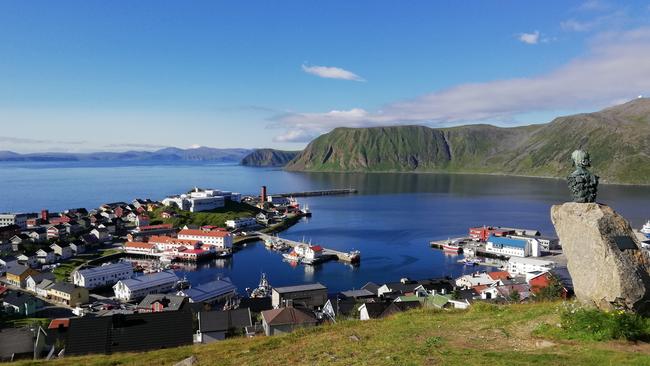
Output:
[567, 149, 599, 203]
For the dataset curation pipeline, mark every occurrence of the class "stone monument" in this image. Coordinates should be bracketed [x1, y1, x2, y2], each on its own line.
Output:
[551, 150, 650, 313]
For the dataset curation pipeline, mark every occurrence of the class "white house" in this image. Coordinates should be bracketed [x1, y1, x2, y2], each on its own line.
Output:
[113, 270, 178, 301]
[36, 248, 56, 264]
[16, 253, 38, 268]
[225, 217, 257, 230]
[50, 243, 73, 260]
[72, 262, 134, 289]
[123, 241, 158, 255]
[90, 228, 110, 242]
[455, 272, 499, 289]
[507, 257, 555, 276]
[178, 229, 232, 250]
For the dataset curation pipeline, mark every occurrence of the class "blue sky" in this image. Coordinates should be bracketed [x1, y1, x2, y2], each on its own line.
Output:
[1, 0, 650, 152]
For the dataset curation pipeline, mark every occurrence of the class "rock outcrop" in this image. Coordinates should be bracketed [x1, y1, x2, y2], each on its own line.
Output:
[551, 202, 650, 313]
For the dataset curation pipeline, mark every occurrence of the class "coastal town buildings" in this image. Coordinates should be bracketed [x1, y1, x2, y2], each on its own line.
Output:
[261, 306, 318, 336]
[225, 217, 257, 229]
[271, 283, 328, 309]
[48, 282, 89, 307]
[177, 277, 237, 304]
[196, 308, 252, 343]
[507, 257, 556, 276]
[178, 229, 232, 250]
[72, 262, 134, 289]
[0, 213, 33, 230]
[485, 235, 539, 257]
[113, 270, 179, 301]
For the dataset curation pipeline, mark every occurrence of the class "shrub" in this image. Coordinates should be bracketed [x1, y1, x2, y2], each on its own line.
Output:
[558, 304, 650, 341]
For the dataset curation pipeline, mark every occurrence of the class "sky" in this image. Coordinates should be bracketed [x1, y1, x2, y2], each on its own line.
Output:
[1, 0, 650, 153]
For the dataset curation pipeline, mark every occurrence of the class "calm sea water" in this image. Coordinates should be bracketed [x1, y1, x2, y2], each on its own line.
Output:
[1, 161, 649, 293]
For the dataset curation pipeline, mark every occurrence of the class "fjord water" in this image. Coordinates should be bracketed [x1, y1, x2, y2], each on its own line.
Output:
[1, 161, 649, 293]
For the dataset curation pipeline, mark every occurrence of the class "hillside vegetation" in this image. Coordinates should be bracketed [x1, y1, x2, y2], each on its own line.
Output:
[20, 302, 650, 366]
[241, 149, 300, 167]
[286, 98, 650, 184]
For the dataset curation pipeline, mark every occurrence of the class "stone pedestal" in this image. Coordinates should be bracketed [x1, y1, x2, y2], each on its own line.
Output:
[551, 202, 650, 313]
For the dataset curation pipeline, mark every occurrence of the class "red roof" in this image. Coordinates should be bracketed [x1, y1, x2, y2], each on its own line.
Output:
[472, 285, 488, 294]
[310, 245, 323, 252]
[149, 236, 199, 246]
[179, 229, 231, 238]
[48, 318, 70, 329]
[0, 286, 8, 296]
[125, 241, 154, 249]
[488, 271, 510, 281]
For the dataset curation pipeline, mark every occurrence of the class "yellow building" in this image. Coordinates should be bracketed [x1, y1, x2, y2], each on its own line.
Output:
[48, 282, 89, 307]
[5, 265, 38, 288]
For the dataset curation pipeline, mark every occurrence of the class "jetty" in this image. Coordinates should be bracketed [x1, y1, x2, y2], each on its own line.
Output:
[272, 188, 357, 197]
[256, 233, 360, 264]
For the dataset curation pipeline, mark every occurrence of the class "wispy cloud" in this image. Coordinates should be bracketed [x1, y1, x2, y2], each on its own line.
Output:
[272, 27, 650, 143]
[518, 31, 540, 44]
[301, 64, 365, 81]
[0, 136, 86, 145]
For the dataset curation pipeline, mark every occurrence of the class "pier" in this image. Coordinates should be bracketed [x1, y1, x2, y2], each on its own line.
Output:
[272, 188, 357, 197]
[255, 233, 360, 264]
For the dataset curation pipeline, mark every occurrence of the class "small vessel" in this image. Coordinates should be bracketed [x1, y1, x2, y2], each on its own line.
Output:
[442, 239, 462, 253]
[174, 275, 191, 290]
[282, 251, 302, 263]
[462, 258, 481, 266]
[301, 204, 312, 217]
[249, 273, 272, 298]
[641, 220, 650, 238]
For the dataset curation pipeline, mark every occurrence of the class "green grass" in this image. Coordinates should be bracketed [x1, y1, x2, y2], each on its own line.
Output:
[15, 302, 650, 366]
[150, 201, 260, 228]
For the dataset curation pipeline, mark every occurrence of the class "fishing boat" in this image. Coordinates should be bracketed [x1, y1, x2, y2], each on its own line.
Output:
[641, 220, 650, 238]
[174, 275, 191, 290]
[248, 273, 272, 298]
[462, 258, 481, 266]
[282, 251, 302, 263]
[442, 240, 462, 253]
[300, 204, 312, 217]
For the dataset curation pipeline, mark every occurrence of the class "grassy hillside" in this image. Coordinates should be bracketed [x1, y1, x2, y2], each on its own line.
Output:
[241, 149, 300, 167]
[150, 201, 260, 228]
[20, 302, 650, 366]
[286, 98, 650, 184]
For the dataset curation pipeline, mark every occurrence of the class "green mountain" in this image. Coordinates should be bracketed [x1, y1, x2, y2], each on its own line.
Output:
[241, 148, 300, 167]
[285, 98, 650, 184]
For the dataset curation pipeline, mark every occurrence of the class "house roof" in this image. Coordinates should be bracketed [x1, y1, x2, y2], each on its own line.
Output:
[273, 283, 327, 294]
[199, 308, 252, 332]
[50, 282, 82, 294]
[65, 310, 193, 356]
[124, 241, 155, 249]
[76, 262, 132, 278]
[361, 282, 380, 294]
[429, 294, 451, 308]
[117, 270, 178, 292]
[137, 294, 187, 311]
[488, 235, 528, 249]
[488, 271, 510, 281]
[179, 229, 230, 238]
[5, 264, 31, 276]
[261, 307, 317, 326]
[340, 289, 375, 298]
[180, 278, 236, 303]
[36, 279, 55, 290]
[2, 291, 38, 308]
[0, 328, 37, 361]
[48, 318, 70, 329]
[380, 301, 422, 318]
[360, 302, 391, 319]
[238, 297, 273, 313]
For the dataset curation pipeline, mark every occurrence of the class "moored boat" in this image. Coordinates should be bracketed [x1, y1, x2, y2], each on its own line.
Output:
[641, 220, 650, 238]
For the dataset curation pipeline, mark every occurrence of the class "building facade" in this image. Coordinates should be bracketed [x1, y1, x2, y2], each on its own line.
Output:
[72, 262, 134, 289]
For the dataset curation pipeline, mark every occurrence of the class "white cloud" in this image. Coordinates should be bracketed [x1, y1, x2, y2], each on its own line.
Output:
[518, 31, 540, 44]
[301, 64, 365, 81]
[271, 27, 650, 142]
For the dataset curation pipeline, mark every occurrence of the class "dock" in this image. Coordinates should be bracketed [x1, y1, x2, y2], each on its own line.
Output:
[272, 188, 357, 197]
[256, 233, 360, 264]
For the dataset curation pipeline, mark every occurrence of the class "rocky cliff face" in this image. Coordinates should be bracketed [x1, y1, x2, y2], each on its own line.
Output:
[240, 149, 300, 167]
[551, 203, 650, 313]
[285, 98, 650, 184]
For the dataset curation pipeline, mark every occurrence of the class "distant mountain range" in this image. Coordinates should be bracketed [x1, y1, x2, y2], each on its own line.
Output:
[285, 98, 650, 185]
[241, 149, 300, 167]
[0, 147, 253, 162]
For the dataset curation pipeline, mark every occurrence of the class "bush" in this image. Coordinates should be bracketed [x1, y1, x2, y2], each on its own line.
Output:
[557, 304, 650, 341]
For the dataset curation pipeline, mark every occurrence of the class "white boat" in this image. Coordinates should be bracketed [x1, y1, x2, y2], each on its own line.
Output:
[301, 204, 312, 217]
[442, 240, 462, 253]
[641, 220, 650, 238]
[282, 251, 302, 263]
[249, 273, 271, 298]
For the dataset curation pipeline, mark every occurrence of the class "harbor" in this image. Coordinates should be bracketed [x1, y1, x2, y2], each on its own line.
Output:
[256, 232, 361, 264]
[271, 188, 358, 197]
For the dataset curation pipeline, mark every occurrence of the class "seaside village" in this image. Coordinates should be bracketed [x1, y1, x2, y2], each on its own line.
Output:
[2, 186, 650, 362]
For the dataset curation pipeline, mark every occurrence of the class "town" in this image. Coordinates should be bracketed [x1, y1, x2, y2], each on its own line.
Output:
[2, 185, 649, 362]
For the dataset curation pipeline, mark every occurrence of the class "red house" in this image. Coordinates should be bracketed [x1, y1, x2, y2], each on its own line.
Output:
[468, 226, 515, 242]
[528, 272, 568, 299]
